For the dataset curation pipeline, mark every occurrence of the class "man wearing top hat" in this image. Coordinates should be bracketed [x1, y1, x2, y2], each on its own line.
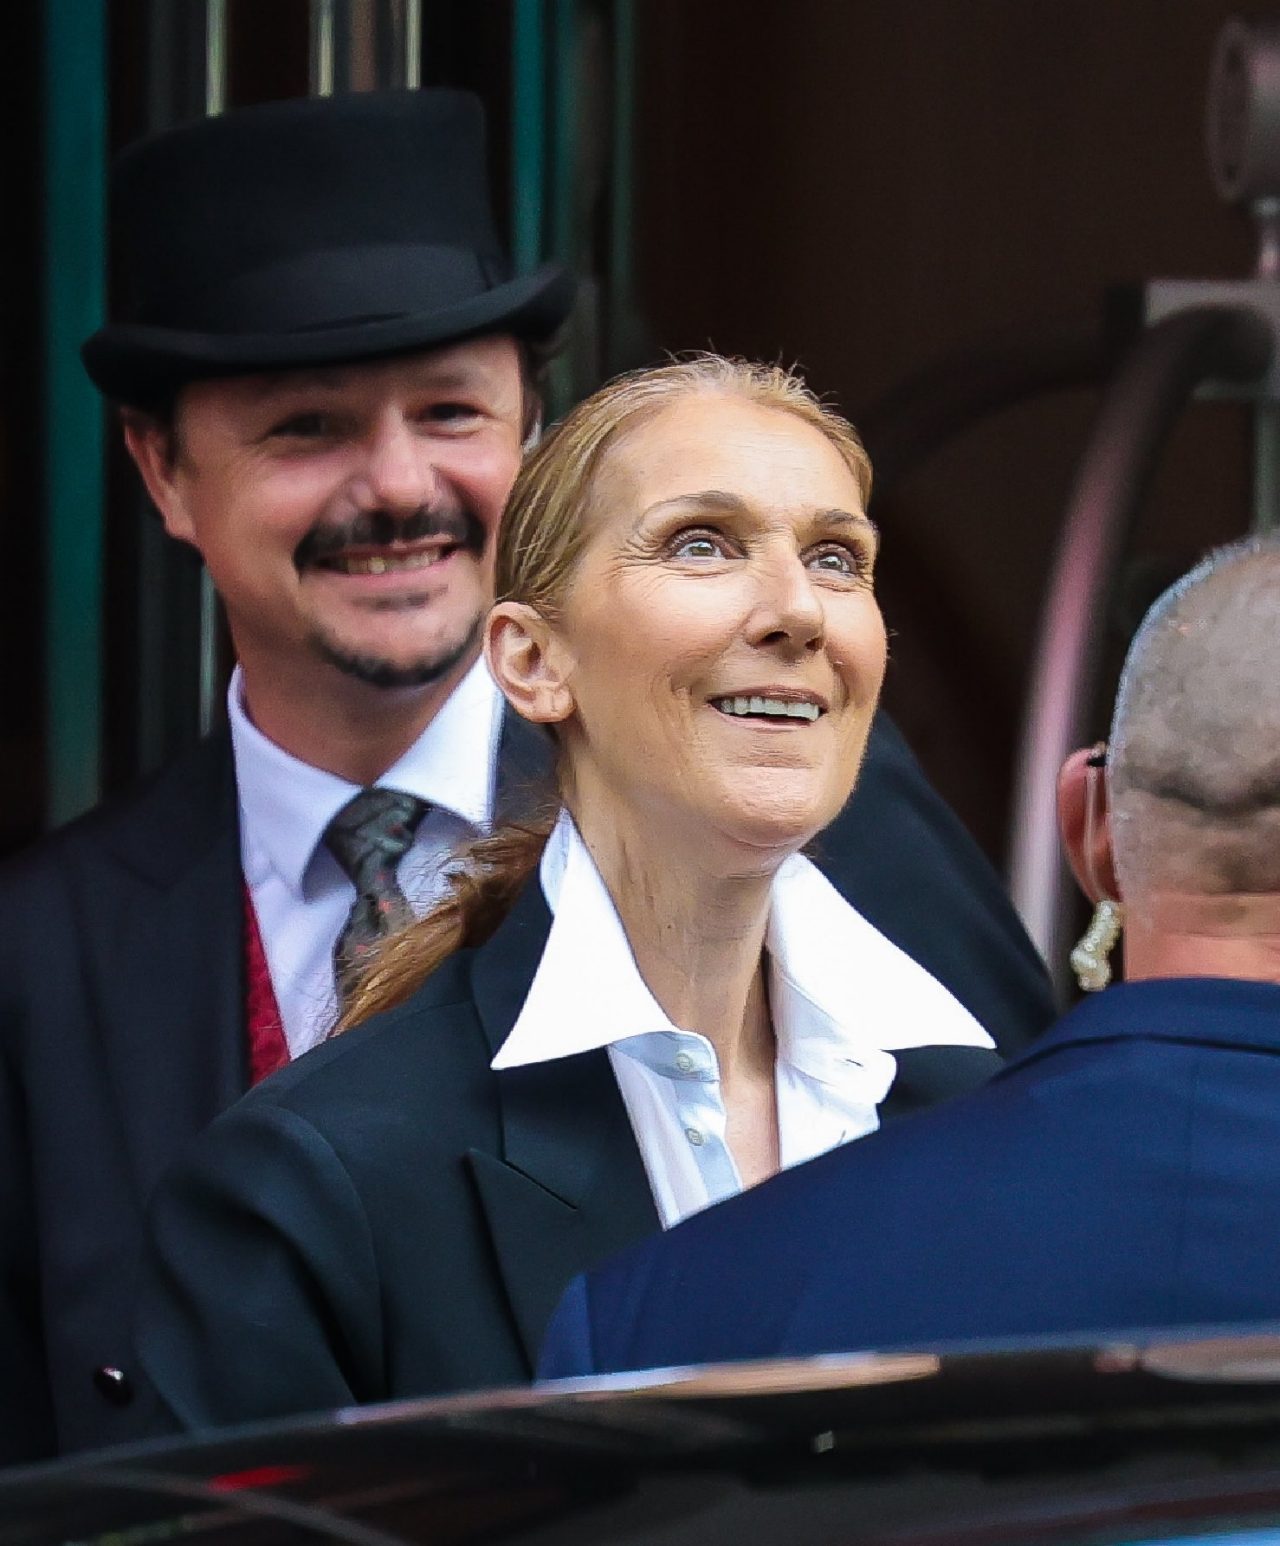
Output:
[0, 89, 1052, 1463]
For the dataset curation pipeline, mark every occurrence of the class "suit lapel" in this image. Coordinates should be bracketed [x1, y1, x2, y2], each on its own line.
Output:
[83, 733, 246, 1201]
[878, 1043, 1004, 1123]
[465, 878, 659, 1367]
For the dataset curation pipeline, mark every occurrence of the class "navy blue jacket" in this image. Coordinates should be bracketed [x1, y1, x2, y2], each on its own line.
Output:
[539, 978, 1280, 1378]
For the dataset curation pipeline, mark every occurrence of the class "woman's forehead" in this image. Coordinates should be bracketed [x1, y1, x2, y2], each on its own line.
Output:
[594, 393, 863, 512]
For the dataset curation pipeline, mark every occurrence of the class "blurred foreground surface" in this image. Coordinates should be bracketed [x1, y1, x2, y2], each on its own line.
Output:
[10, 1329, 1280, 1545]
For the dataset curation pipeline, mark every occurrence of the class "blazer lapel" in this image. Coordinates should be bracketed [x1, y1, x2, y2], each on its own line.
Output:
[465, 879, 659, 1368]
[878, 1043, 1004, 1123]
[83, 733, 247, 1202]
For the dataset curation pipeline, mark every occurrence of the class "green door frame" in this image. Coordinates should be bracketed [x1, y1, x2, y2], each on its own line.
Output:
[42, 0, 107, 827]
[511, 0, 640, 416]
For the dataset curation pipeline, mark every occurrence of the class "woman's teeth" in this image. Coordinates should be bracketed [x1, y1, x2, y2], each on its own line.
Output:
[324, 548, 450, 576]
[712, 696, 821, 721]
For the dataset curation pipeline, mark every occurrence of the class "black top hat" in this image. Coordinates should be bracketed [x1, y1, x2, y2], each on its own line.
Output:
[82, 89, 574, 406]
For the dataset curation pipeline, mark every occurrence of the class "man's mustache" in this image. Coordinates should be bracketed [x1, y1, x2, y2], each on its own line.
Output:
[294, 506, 487, 571]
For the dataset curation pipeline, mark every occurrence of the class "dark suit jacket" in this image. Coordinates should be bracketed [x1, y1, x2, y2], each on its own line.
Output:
[0, 709, 1051, 1463]
[538, 978, 1280, 1381]
[134, 866, 1011, 1434]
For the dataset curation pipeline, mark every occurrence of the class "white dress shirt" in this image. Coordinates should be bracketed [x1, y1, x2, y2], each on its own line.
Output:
[493, 810, 995, 1229]
[229, 657, 505, 1058]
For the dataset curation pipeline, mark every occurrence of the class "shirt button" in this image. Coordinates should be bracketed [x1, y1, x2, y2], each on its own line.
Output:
[675, 1052, 696, 1074]
[685, 1126, 705, 1146]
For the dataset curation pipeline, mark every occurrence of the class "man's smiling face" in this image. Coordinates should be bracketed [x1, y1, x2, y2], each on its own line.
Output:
[127, 334, 527, 694]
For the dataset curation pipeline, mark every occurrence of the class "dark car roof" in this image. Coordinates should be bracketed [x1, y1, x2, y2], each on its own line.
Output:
[9, 1327, 1280, 1546]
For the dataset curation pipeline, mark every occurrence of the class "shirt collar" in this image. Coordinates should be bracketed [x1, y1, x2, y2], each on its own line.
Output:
[228, 657, 504, 898]
[765, 852, 994, 1083]
[492, 810, 993, 1072]
[492, 810, 673, 1069]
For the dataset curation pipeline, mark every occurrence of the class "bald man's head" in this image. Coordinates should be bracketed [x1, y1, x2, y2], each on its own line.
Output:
[1109, 535, 1280, 900]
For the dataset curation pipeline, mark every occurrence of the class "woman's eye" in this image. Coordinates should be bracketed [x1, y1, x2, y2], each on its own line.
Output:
[807, 545, 867, 577]
[671, 530, 729, 561]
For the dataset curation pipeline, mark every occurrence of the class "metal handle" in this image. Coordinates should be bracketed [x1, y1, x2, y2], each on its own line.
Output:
[1007, 304, 1273, 992]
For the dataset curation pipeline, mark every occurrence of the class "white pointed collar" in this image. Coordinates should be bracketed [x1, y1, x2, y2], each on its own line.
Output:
[492, 810, 994, 1072]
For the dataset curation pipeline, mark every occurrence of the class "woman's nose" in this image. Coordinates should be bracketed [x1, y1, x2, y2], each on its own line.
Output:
[748, 553, 825, 653]
[361, 415, 442, 510]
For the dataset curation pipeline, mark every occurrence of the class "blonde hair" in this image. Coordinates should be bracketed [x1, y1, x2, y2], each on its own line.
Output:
[341, 353, 872, 1027]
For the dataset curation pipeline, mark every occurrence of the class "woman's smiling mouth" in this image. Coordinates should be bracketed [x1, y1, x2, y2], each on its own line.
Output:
[710, 692, 826, 723]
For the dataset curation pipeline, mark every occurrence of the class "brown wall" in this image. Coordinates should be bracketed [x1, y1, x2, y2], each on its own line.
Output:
[633, 0, 1258, 862]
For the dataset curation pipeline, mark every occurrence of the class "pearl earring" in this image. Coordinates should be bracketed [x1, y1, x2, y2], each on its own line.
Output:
[1070, 741, 1122, 992]
[1070, 898, 1124, 992]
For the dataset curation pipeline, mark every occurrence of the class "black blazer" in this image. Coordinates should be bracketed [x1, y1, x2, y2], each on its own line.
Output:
[135, 868, 1007, 1434]
[0, 710, 1051, 1463]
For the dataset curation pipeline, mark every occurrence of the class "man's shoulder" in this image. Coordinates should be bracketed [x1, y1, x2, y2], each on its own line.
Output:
[633, 1005, 1234, 1287]
[586, 998, 1280, 1370]
[0, 733, 236, 899]
[572, 1064, 1038, 1369]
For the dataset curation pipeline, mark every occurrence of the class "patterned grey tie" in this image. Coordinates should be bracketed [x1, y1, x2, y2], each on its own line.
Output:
[324, 788, 429, 999]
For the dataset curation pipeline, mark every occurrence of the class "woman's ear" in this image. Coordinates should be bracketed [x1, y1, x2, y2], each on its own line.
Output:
[485, 602, 575, 725]
[1058, 745, 1120, 903]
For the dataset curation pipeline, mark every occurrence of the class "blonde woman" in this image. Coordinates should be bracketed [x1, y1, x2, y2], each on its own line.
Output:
[136, 356, 1002, 1430]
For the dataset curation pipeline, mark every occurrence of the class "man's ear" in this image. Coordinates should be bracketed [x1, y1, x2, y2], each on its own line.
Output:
[121, 410, 197, 545]
[1058, 746, 1120, 902]
[485, 602, 575, 725]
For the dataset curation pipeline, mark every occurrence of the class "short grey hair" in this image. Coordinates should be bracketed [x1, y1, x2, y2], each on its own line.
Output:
[1108, 532, 1280, 897]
